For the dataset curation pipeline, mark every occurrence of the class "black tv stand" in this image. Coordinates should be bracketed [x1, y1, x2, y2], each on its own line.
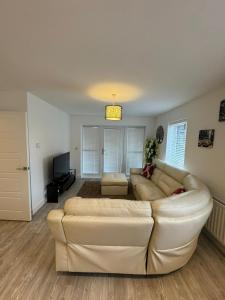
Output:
[47, 170, 76, 203]
[55, 174, 75, 193]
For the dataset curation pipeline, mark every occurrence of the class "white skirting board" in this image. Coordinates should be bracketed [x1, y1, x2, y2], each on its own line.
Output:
[32, 199, 46, 215]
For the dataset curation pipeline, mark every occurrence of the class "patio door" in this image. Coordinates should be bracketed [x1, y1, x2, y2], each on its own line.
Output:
[103, 128, 123, 173]
[81, 126, 145, 177]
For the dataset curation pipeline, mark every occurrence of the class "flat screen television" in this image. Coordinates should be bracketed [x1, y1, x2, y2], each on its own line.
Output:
[53, 152, 70, 180]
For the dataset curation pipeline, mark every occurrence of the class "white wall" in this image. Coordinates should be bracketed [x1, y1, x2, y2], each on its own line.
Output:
[0, 91, 27, 111]
[155, 85, 225, 204]
[70, 114, 155, 177]
[27, 93, 70, 214]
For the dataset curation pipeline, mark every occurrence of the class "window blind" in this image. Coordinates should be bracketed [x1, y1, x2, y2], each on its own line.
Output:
[103, 128, 123, 172]
[126, 127, 145, 175]
[82, 127, 100, 174]
[166, 121, 187, 168]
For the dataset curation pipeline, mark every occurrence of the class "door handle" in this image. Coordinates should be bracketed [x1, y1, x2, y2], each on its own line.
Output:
[16, 167, 30, 171]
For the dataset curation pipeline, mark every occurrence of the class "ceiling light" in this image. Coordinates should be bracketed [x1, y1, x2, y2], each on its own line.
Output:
[105, 94, 122, 121]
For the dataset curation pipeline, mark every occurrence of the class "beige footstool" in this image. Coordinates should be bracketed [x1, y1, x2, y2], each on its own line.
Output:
[101, 173, 128, 196]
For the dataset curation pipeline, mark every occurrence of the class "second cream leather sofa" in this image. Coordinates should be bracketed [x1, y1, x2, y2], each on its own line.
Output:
[130, 159, 189, 201]
[47, 160, 213, 275]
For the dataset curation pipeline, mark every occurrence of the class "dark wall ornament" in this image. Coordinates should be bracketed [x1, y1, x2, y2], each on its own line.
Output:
[156, 125, 164, 144]
[198, 129, 215, 148]
[219, 99, 225, 122]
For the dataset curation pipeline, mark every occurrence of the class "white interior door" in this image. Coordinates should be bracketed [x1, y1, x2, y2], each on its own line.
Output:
[0, 112, 31, 221]
[103, 128, 123, 173]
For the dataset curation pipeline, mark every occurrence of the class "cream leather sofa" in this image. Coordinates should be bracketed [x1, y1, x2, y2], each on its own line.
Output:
[48, 198, 153, 274]
[48, 160, 213, 275]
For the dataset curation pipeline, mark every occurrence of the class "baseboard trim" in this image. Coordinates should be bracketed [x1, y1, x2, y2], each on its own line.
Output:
[32, 199, 46, 215]
[203, 228, 225, 255]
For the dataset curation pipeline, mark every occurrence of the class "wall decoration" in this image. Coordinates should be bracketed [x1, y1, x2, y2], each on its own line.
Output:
[156, 125, 164, 144]
[198, 129, 215, 148]
[219, 99, 225, 121]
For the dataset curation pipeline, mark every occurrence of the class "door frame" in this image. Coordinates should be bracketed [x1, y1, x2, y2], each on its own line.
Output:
[25, 112, 32, 220]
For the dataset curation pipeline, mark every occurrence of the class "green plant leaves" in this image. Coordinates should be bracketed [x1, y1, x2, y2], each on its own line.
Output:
[144, 138, 158, 163]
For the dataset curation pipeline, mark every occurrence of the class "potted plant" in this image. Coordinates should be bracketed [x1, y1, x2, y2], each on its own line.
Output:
[144, 138, 158, 164]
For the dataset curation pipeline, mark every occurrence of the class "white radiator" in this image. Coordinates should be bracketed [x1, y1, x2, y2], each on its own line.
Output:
[205, 198, 225, 246]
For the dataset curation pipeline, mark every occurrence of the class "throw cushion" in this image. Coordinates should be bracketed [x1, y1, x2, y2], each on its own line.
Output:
[141, 164, 155, 179]
[172, 187, 186, 195]
[146, 164, 155, 179]
[141, 164, 148, 177]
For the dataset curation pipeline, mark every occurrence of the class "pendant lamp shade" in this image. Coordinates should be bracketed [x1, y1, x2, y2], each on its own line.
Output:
[105, 104, 122, 121]
[105, 94, 122, 121]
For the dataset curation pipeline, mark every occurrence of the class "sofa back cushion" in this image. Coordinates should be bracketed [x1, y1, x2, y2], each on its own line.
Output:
[151, 168, 164, 185]
[154, 159, 189, 183]
[151, 160, 185, 196]
[157, 173, 183, 196]
[163, 164, 189, 183]
[64, 198, 152, 218]
[62, 198, 154, 248]
[183, 174, 209, 192]
[62, 215, 153, 247]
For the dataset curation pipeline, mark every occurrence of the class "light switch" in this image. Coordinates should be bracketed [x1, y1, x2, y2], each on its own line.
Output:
[36, 142, 41, 149]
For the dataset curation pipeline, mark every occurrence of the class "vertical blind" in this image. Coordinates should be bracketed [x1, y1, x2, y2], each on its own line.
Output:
[166, 121, 187, 168]
[126, 127, 145, 174]
[103, 128, 123, 173]
[82, 127, 100, 174]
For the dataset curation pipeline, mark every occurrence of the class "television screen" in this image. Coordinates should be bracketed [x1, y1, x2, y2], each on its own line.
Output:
[53, 152, 70, 179]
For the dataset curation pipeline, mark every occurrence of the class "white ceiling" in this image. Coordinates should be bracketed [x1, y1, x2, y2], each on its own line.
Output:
[0, 0, 225, 116]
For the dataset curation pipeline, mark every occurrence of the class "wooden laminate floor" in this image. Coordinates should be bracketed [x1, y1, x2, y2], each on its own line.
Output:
[0, 180, 225, 300]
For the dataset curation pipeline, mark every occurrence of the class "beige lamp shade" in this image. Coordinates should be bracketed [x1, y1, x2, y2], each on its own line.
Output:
[105, 105, 122, 121]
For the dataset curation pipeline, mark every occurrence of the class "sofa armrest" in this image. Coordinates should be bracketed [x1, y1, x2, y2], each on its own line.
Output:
[130, 168, 142, 175]
[151, 190, 212, 218]
[47, 209, 66, 243]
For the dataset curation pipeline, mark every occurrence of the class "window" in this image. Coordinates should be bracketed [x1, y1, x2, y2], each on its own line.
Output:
[166, 121, 187, 168]
[126, 127, 145, 175]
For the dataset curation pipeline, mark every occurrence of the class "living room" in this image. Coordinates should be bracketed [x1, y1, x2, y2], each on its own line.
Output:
[0, 1, 225, 299]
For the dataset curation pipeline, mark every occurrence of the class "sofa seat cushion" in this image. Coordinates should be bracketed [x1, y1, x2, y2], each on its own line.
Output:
[101, 172, 128, 186]
[136, 183, 166, 201]
[64, 198, 152, 218]
[157, 173, 183, 196]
